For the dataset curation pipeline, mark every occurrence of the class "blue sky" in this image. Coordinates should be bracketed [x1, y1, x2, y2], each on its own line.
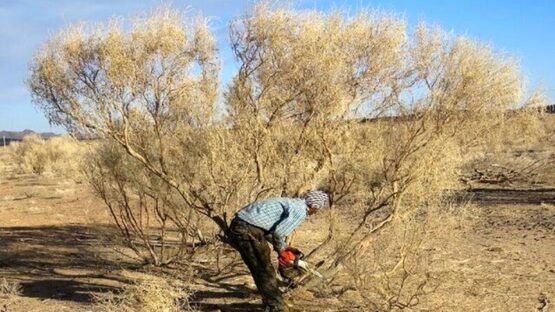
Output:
[1, 0, 553, 133]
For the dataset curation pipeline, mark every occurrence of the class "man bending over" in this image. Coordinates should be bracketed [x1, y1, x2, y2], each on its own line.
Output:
[228, 190, 329, 312]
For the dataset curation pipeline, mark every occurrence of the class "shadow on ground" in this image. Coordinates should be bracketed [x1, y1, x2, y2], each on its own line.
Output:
[193, 301, 263, 312]
[454, 187, 555, 232]
[0, 224, 134, 303]
[0, 224, 265, 311]
[191, 286, 262, 312]
[19, 279, 117, 302]
[457, 187, 555, 205]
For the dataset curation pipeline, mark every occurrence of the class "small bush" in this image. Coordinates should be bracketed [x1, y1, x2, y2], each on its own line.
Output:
[0, 278, 22, 297]
[95, 273, 197, 312]
[342, 212, 435, 311]
[8, 134, 83, 177]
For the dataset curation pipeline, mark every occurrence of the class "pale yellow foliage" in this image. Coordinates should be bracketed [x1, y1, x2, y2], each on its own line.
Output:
[95, 273, 196, 312]
[29, 7, 218, 131]
[228, 6, 407, 119]
[28, 4, 544, 282]
[7, 134, 83, 177]
[0, 278, 21, 296]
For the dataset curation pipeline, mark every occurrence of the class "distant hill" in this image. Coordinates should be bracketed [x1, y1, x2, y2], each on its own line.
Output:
[0, 129, 60, 146]
[0, 129, 58, 140]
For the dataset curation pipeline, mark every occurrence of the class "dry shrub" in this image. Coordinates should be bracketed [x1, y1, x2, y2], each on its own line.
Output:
[343, 218, 433, 311]
[0, 278, 21, 297]
[95, 273, 197, 312]
[8, 134, 49, 174]
[28, 5, 546, 305]
[46, 135, 84, 175]
[0, 148, 13, 178]
[459, 107, 552, 188]
[461, 152, 551, 188]
[0, 279, 21, 312]
[84, 139, 214, 265]
[7, 134, 83, 177]
[341, 199, 477, 311]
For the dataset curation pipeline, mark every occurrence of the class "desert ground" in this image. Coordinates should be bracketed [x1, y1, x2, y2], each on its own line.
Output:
[0, 133, 554, 312]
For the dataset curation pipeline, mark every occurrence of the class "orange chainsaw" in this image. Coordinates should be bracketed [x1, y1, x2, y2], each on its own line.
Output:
[278, 247, 324, 288]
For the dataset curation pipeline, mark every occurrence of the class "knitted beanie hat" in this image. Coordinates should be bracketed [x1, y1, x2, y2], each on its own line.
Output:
[301, 190, 329, 209]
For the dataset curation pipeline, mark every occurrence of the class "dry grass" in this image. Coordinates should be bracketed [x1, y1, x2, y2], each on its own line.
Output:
[94, 272, 197, 312]
[6, 134, 84, 178]
[461, 114, 555, 188]
[0, 278, 22, 297]
[0, 278, 22, 312]
[336, 198, 478, 311]
[0, 147, 13, 179]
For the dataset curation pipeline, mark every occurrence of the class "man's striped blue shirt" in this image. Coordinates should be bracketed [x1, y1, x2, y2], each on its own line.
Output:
[235, 197, 308, 251]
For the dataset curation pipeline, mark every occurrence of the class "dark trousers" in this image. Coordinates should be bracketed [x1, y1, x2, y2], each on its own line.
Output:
[228, 218, 288, 312]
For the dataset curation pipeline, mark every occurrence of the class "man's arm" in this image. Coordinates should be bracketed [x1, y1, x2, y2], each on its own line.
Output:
[268, 207, 290, 252]
[271, 204, 305, 252]
[268, 232, 288, 252]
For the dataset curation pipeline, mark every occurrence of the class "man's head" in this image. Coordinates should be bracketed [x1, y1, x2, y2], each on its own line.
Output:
[301, 190, 329, 215]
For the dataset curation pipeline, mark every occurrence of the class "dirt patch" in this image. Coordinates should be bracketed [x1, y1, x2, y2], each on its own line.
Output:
[0, 225, 138, 311]
[467, 187, 555, 205]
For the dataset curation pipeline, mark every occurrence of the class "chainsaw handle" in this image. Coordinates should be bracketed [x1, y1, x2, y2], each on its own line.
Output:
[278, 247, 304, 268]
[287, 246, 304, 259]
